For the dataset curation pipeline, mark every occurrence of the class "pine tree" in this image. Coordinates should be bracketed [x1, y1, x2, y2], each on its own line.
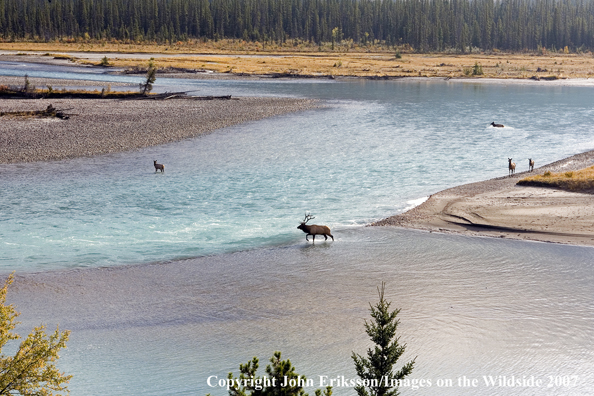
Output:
[140, 59, 157, 95]
[227, 352, 332, 396]
[351, 283, 415, 396]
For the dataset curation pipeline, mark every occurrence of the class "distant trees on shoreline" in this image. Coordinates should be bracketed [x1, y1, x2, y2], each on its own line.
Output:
[2, 0, 594, 53]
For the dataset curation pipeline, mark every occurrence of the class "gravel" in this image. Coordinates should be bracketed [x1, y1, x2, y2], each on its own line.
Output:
[0, 97, 319, 164]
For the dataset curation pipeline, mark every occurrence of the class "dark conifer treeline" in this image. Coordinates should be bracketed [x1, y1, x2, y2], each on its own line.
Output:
[1, 0, 594, 52]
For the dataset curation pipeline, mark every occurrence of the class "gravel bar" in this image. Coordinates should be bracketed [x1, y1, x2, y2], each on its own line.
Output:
[0, 97, 319, 164]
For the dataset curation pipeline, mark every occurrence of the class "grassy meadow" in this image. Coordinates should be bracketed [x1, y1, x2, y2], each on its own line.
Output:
[3, 40, 594, 79]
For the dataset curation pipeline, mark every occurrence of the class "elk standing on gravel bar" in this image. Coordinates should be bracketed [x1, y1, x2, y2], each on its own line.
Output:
[297, 213, 334, 242]
[528, 158, 535, 172]
[508, 158, 516, 176]
[154, 160, 165, 173]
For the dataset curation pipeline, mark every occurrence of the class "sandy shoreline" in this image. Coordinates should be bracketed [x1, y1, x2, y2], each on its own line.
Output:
[373, 150, 594, 247]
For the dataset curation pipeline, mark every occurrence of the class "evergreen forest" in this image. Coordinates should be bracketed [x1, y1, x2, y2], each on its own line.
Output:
[1, 0, 594, 52]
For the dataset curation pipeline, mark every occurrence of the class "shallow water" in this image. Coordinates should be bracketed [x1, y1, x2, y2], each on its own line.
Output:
[10, 228, 594, 395]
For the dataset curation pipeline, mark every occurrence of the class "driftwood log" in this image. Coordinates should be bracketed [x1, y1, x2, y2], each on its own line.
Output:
[131, 91, 233, 100]
[0, 87, 233, 101]
[0, 104, 71, 119]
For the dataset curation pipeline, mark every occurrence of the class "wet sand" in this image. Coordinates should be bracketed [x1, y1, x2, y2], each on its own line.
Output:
[373, 151, 594, 247]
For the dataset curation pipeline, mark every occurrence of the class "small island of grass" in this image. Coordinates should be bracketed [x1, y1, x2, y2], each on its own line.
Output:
[518, 166, 594, 192]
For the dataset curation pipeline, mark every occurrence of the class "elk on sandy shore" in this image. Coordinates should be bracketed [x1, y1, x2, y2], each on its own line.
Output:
[508, 158, 516, 176]
[528, 158, 535, 172]
[154, 160, 165, 173]
[297, 213, 334, 242]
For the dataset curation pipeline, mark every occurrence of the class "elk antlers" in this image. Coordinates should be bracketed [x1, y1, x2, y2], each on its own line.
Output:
[302, 213, 315, 224]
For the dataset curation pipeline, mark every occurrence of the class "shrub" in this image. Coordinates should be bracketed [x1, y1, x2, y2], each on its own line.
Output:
[22, 74, 34, 93]
[227, 352, 332, 396]
[0, 274, 71, 395]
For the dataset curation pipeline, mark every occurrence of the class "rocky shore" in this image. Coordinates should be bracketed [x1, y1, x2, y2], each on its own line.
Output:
[373, 150, 594, 247]
[0, 97, 318, 164]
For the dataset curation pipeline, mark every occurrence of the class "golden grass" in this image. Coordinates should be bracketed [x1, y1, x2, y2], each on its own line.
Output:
[50, 53, 76, 61]
[0, 84, 141, 98]
[518, 166, 594, 191]
[3, 40, 594, 79]
[0, 110, 41, 118]
[80, 52, 594, 79]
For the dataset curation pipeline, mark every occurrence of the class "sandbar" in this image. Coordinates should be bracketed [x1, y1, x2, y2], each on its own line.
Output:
[373, 151, 594, 247]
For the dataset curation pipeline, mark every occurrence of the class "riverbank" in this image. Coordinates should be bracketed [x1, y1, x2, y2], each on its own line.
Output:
[0, 97, 318, 163]
[373, 150, 594, 247]
[3, 48, 594, 79]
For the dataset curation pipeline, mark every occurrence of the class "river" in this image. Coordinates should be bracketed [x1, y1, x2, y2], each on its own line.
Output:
[1, 62, 593, 394]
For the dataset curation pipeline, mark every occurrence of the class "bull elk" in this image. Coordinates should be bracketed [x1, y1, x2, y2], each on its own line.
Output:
[297, 213, 334, 242]
[154, 160, 165, 173]
[508, 158, 516, 176]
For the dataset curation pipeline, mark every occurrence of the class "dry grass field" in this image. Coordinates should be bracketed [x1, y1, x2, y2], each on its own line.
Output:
[3, 40, 594, 79]
[519, 166, 594, 192]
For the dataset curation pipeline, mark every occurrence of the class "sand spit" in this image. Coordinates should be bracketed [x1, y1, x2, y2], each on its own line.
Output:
[0, 97, 318, 164]
[373, 150, 594, 247]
